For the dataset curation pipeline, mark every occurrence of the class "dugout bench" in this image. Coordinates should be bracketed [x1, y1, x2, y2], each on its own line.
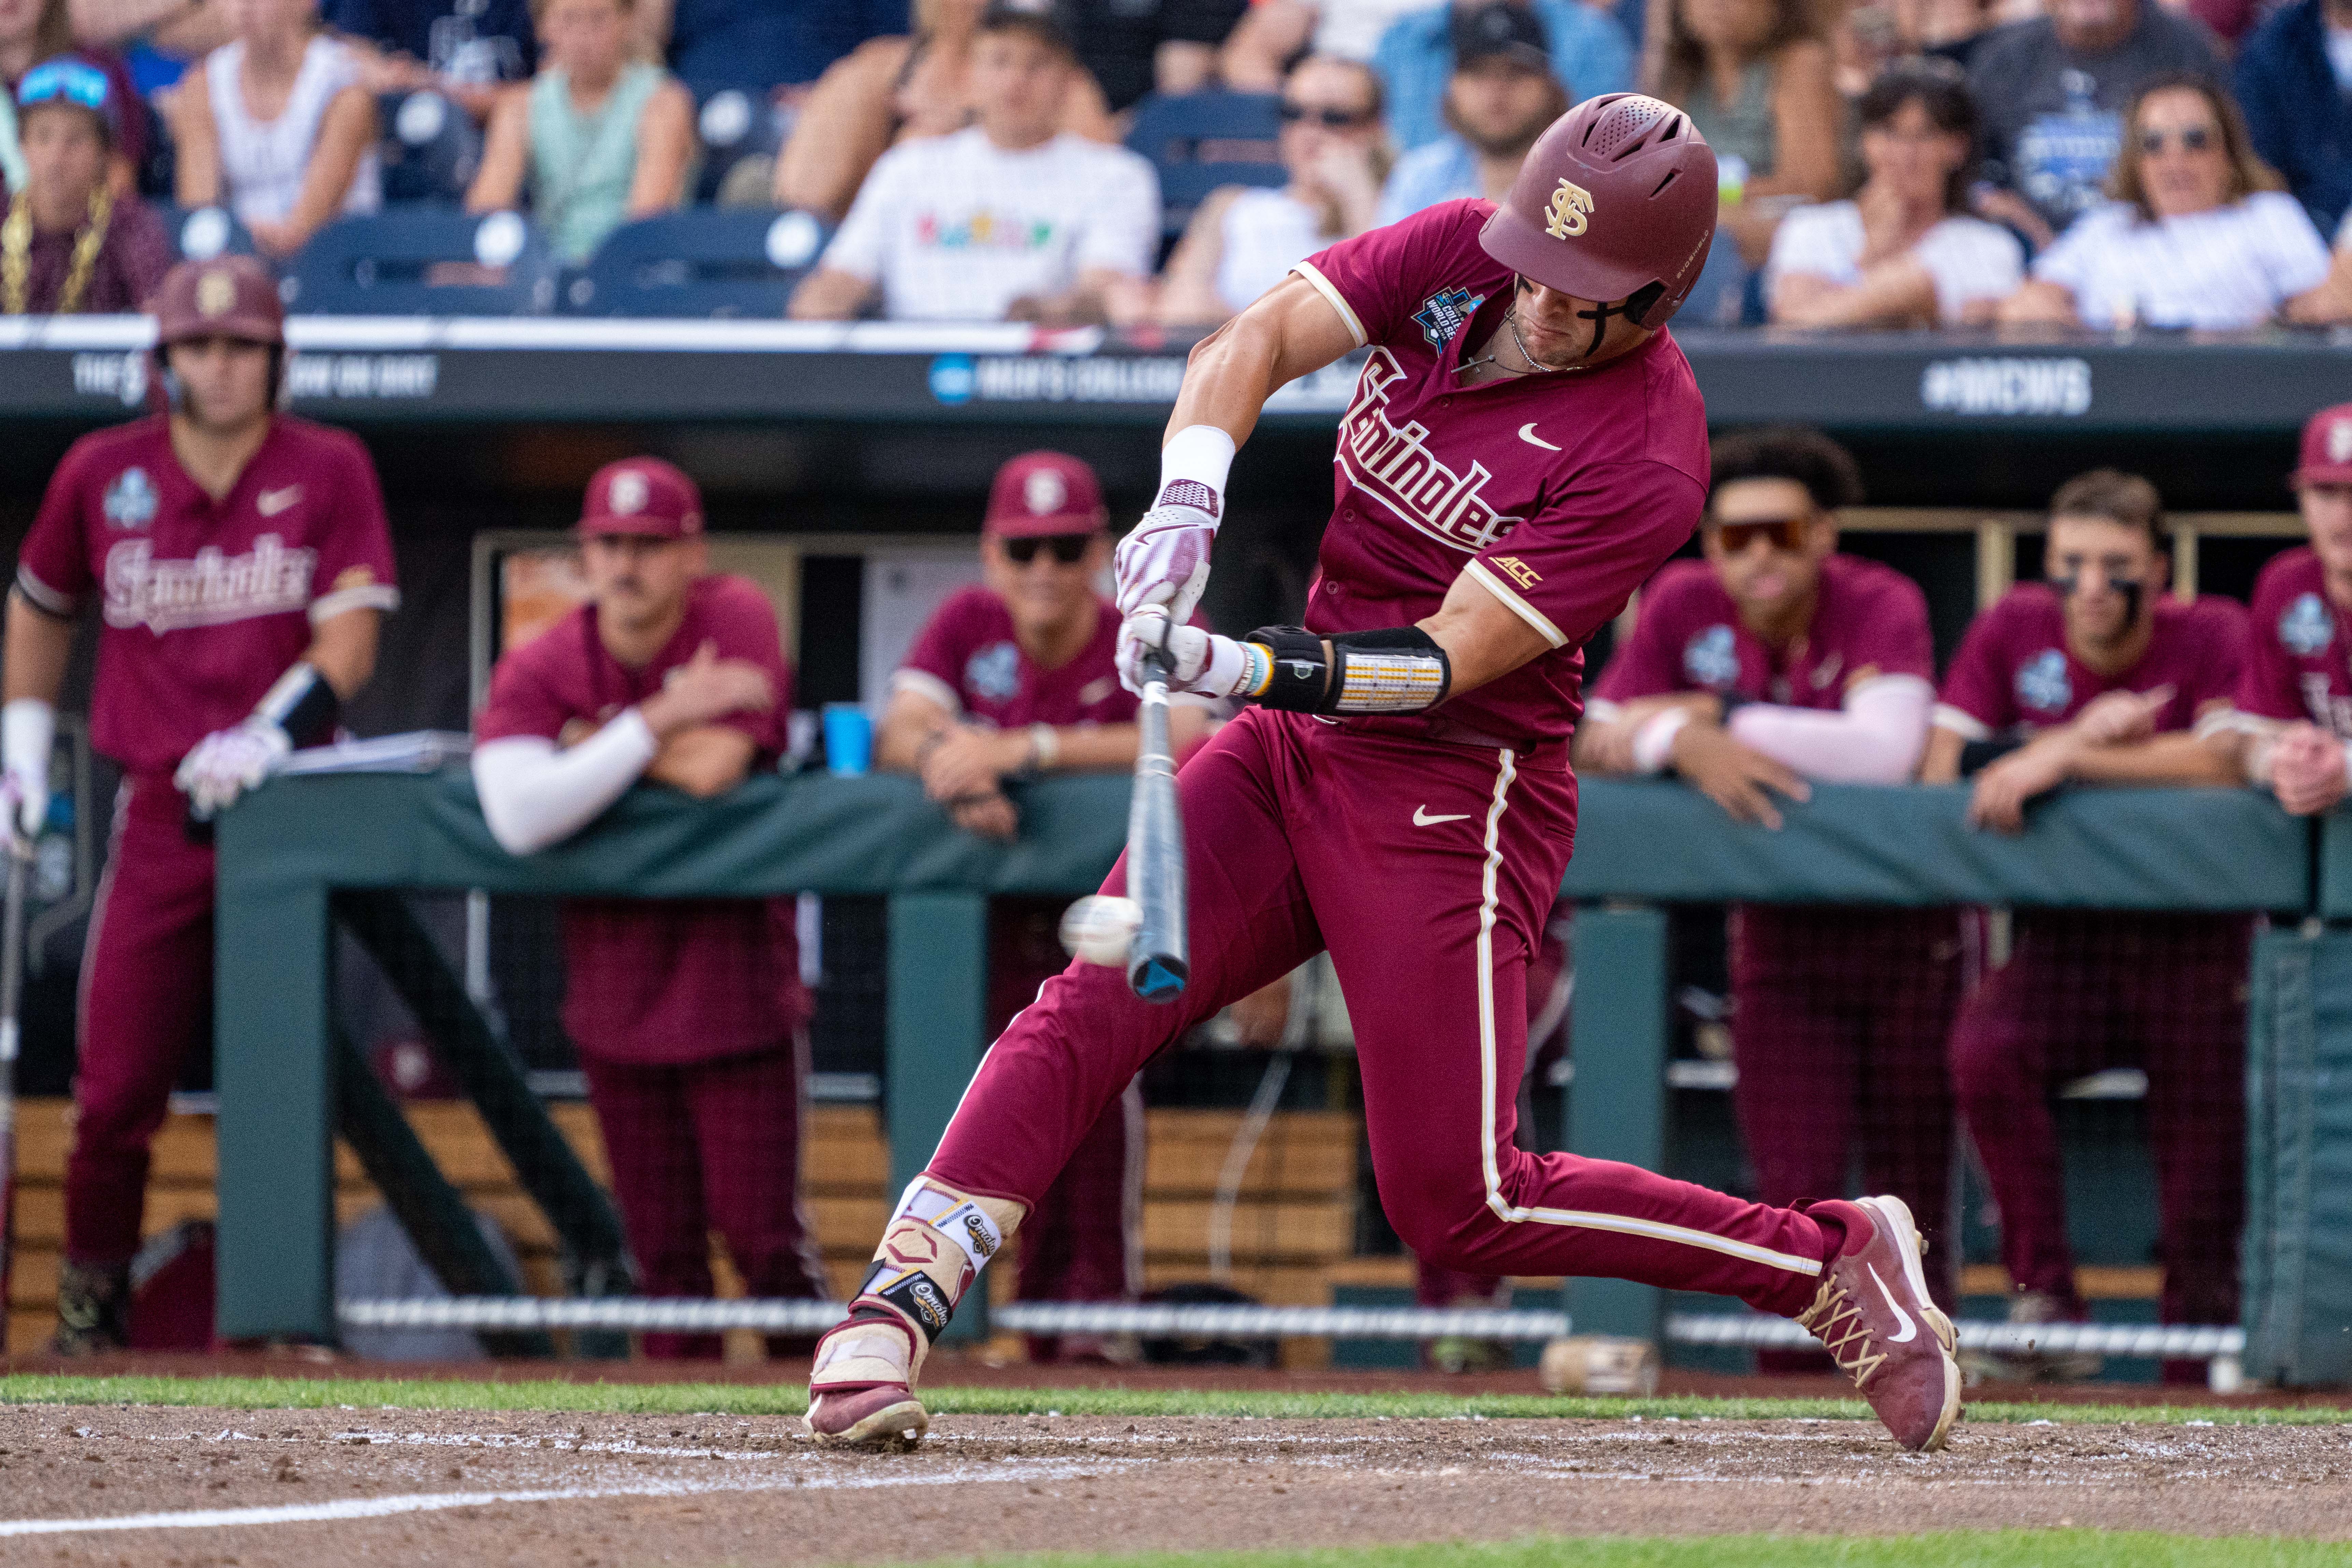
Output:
[214, 771, 2343, 1379]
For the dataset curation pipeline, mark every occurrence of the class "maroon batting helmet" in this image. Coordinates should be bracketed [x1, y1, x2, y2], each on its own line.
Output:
[150, 255, 285, 347]
[1479, 93, 1718, 328]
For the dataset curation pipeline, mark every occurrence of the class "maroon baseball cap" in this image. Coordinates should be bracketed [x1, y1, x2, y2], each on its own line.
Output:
[2295, 403, 2352, 487]
[985, 450, 1107, 538]
[577, 457, 704, 538]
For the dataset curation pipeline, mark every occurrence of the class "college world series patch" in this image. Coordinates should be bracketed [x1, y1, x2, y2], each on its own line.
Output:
[1414, 287, 1484, 349]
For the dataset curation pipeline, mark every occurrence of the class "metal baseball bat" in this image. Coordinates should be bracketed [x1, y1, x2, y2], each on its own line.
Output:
[1126, 651, 1189, 1002]
[0, 848, 28, 1312]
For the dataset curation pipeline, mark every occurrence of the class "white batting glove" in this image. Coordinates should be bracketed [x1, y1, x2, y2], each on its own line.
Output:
[1117, 609, 1250, 698]
[175, 717, 292, 821]
[1, 698, 53, 845]
[1113, 497, 1218, 624]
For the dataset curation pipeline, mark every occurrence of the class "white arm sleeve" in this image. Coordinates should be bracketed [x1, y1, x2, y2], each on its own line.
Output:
[1724, 674, 1935, 784]
[470, 711, 658, 856]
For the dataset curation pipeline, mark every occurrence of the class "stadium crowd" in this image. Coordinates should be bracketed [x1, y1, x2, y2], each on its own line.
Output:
[1, 0, 2350, 324]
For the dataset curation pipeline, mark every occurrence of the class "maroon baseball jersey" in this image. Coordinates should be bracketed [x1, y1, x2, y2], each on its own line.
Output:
[476, 573, 809, 1063]
[2237, 547, 2352, 736]
[17, 414, 398, 778]
[1935, 583, 2250, 740]
[1593, 555, 1934, 710]
[894, 586, 1134, 727]
[1291, 198, 1711, 750]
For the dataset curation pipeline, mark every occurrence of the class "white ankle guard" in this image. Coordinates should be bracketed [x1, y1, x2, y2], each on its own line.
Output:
[815, 1177, 1025, 1392]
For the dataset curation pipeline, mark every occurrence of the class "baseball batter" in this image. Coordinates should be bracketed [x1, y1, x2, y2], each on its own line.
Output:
[807, 95, 1962, 1452]
[2, 256, 398, 1350]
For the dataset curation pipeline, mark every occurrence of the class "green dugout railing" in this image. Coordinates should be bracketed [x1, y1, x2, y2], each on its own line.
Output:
[213, 771, 2314, 1345]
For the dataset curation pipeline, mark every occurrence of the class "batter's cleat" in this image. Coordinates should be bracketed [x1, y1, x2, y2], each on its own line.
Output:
[805, 1381, 930, 1449]
[805, 1306, 930, 1449]
[1795, 1194, 1962, 1453]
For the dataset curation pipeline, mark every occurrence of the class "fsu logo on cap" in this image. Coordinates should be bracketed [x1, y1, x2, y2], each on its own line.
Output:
[1023, 468, 1067, 516]
[609, 470, 649, 516]
[1544, 180, 1593, 239]
[2332, 419, 2352, 466]
[196, 268, 236, 317]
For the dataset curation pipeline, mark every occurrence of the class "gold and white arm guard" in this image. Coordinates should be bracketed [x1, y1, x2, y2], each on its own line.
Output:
[1237, 625, 1453, 716]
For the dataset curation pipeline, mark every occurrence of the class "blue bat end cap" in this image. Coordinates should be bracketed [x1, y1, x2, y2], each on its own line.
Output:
[1132, 958, 1188, 1002]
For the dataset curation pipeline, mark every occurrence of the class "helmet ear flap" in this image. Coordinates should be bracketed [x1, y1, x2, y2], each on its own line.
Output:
[1621, 281, 1669, 328]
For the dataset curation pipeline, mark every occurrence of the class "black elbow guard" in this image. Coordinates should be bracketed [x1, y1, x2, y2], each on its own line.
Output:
[1242, 625, 1452, 716]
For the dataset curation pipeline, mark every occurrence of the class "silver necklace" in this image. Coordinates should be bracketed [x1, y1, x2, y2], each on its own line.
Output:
[1454, 305, 1586, 380]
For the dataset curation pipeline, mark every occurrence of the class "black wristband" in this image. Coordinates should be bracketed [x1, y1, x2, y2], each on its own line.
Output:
[1247, 626, 1331, 710]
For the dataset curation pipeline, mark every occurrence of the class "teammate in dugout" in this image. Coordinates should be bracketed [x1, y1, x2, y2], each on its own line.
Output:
[1, 256, 400, 1352]
[471, 458, 829, 1359]
[1922, 470, 2251, 1371]
[1576, 428, 1963, 1324]
[875, 451, 1210, 1361]
[808, 93, 1965, 1454]
[2215, 404, 2352, 814]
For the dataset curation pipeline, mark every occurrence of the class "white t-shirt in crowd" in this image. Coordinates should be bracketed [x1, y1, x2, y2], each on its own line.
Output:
[1216, 186, 1325, 313]
[1763, 201, 2024, 324]
[205, 35, 382, 225]
[822, 127, 1161, 322]
[2031, 192, 2333, 330]
[1302, 0, 1432, 59]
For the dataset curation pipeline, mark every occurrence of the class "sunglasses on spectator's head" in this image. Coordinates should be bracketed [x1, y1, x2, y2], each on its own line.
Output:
[1711, 517, 1809, 553]
[1280, 102, 1373, 128]
[2138, 124, 2214, 155]
[16, 58, 110, 114]
[1002, 533, 1092, 565]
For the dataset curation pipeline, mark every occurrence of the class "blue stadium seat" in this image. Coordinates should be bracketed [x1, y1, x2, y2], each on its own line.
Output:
[1124, 90, 1285, 240]
[378, 90, 485, 205]
[565, 208, 830, 317]
[285, 209, 561, 315]
[693, 88, 789, 206]
[156, 203, 258, 263]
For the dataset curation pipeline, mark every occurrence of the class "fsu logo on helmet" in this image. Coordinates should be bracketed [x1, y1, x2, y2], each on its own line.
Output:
[195, 268, 237, 318]
[1544, 180, 1594, 240]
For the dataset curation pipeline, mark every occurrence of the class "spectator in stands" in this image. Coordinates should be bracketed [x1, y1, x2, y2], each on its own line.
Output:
[1766, 59, 2021, 327]
[2219, 404, 2352, 813]
[473, 458, 831, 1361]
[2233, 0, 2352, 244]
[464, 0, 691, 265]
[1576, 429, 1962, 1318]
[635, 0, 905, 109]
[1156, 53, 1385, 325]
[3, 58, 167, 312]
[1376, 2, 1567, 222]
[773, 0, 1114, 223]
[1966, 0, 2224, 250]
[325, 0, 537, 121]
[789, 9, 1159, 324]
[1373, 0, 1629, 153]
[1925, 469, 2248, 1374]
[1222, 0, 1440, 85]
[1997, 76, 2347, 329]
[61, 0, 228, 112]
[1648, 0, 1841, 264]
[171, 0, 382, 259]
[2, 0, 145, 192]
[1054, 0, 1250, 114]
[876, 452, 1209, 1361]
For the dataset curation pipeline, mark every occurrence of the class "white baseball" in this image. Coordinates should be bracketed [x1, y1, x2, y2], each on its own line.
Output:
[1060, 895, 1142, 967]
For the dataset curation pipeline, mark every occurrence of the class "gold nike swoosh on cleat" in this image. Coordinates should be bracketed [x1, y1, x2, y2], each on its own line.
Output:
[1867, 1262, 1918, 1344]
[1413, 806, 1472, 826]
[1518, 423, 1561, 451]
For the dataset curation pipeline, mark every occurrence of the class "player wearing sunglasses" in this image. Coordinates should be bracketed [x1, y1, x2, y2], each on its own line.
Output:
[2, 57, 169, 316]
[1576, 429, 1961, 1327]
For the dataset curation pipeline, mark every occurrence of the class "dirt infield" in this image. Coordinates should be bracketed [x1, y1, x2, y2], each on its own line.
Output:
[1, 1405, 2348, 1565]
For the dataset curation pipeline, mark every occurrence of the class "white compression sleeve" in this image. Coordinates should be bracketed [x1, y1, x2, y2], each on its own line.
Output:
[1156, 424, 1236, 516]
[1724, 675, 1935, 784]
[471, 711, 658, 855]
[2, 698, 54, 786]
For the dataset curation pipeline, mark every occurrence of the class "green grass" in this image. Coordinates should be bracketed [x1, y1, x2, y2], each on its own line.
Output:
[1, 1373, 2349, 1428]
[909, 1537, 2352, 1568]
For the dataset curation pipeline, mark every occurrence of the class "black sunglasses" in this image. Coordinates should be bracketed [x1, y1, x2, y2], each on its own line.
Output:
[2138, 125, 2214, 155]
[1003, 533, 1092, 565]
[1280, 102, 1373, 128]
[1712, 517, 1809, 553]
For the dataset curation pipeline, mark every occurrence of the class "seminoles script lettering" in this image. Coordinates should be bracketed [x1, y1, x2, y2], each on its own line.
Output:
[103, 533, 317, 634]
[1339, 350, 1521, 553]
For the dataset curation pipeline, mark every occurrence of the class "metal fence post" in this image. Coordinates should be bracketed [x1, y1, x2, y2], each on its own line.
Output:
[1563, 903, 1670, 1345]
[885, 889, 990, 1339]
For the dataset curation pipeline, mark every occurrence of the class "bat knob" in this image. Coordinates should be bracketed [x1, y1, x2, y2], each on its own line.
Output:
[1128, 953, 1188, 1002]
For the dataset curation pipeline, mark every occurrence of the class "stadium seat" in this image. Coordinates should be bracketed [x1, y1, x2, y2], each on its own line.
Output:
[284, 209, 561, 315]
[378, 89, 485, 205]
[1125, 90, 1285, 241]
[155, 203, 258, 264]
[694, 88, 788, 207]
[565, 208, 830, 317]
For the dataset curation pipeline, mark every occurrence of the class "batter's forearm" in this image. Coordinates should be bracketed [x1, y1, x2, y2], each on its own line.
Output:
[3, 591, 75, 706]
[1165, 274, 1361, 450]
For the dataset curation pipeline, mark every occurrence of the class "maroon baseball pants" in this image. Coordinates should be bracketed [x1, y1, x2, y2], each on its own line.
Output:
[580, 1037, 830, 1360]
[931, 708, 1839, 1318]
[1948, 911, 2248, 1329]
[68, 778, 215, 1268]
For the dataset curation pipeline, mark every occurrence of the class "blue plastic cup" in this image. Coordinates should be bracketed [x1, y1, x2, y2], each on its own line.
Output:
[823, 703, 872, 777]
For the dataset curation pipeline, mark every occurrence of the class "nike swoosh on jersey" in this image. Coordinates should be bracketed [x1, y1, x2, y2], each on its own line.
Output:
[1517, 423, 1561, 451]
[1413, 806, 1472, 826]
[258, 487, 303, 516]
[1867, 1262, 1918, 1344]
